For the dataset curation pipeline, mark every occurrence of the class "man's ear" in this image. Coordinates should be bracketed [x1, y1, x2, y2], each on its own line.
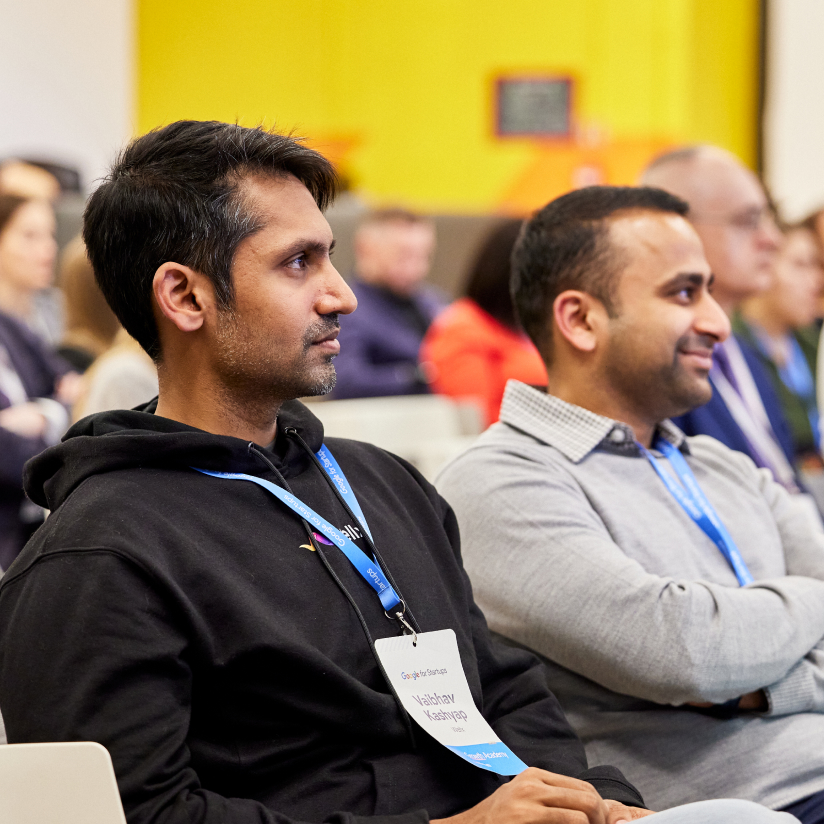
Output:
[152, 262, 214, 333]
[552, 290, 609, 354]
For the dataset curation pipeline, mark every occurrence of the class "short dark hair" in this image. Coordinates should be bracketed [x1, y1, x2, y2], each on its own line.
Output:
[511, 185, 689, 359]
[0, 194, 28, 234]
[465, 219, 523, 330]
[83, 120, 338, 360]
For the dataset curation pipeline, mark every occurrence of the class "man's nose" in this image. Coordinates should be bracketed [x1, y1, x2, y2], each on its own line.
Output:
[756, 213, 782, 250]
[696, 292, 731, 343]
[318, 262, 357, 316]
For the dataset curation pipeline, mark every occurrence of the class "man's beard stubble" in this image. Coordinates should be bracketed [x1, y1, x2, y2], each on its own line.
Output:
[602, 330, 715, 423]
[300, 314, 341, 397]
[214, 311, 341, 411]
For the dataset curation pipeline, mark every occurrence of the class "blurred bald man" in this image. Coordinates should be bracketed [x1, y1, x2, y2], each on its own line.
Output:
[641, 146, 800, 492]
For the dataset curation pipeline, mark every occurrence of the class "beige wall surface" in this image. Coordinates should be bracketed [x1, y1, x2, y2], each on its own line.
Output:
[0, 0, 134, 191]
[764, 0, 824, 221]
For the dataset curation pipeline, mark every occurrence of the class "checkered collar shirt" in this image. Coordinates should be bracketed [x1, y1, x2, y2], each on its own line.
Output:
[498, 380, 688, 464]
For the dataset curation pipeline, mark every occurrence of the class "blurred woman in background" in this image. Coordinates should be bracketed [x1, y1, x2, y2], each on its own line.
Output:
[57, 235, 120, 372]
[421, 219, 546, 426]
[73, 328, 158, 421]
[51, 234, 158, 420]
[739, 223, 824, 468]
[0, 195, 74, 568]
[0, 193, 63, 346]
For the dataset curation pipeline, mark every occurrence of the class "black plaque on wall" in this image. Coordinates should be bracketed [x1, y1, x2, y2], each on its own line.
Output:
[496, 77, 572, 138]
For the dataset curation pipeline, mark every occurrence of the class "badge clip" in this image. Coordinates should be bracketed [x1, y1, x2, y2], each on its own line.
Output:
[385, 601, 417, 645]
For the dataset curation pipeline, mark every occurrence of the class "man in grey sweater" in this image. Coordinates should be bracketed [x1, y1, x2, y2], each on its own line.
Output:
[436, 185, 824, 823]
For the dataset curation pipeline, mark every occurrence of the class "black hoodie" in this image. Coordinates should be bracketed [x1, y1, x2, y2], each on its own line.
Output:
[0, 400, 642, 824]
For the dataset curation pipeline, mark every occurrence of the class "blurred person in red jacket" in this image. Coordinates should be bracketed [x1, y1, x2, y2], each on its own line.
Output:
[422, 219, 547, 426]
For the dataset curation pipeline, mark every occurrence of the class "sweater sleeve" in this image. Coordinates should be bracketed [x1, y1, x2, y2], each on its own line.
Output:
[763, 642, 824, 716]
[0, 550, 426, 824]
[437, 446, 824, 707]
[743, 458, 824, 716]
[436, 497, 645, 808]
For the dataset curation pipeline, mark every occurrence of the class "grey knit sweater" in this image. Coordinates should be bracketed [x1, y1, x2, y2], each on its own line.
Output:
[436, 380, 824, 812]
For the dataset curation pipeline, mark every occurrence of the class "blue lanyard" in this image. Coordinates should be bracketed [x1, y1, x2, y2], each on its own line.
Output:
[639, 437, 754, 586]
[315, 445, 374, 541]
[193, 446, 401, 612]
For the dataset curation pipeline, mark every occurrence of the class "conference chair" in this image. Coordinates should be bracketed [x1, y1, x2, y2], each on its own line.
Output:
[307, 394, 483, 480]
[0, 741, 127, 824]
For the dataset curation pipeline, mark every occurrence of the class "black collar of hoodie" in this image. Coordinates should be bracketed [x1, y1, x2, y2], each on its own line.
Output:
[24, 397, 327, 511]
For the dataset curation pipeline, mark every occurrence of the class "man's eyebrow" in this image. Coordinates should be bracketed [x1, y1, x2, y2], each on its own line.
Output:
[278, 238, 335, 259]
[659, 271, 708, 291]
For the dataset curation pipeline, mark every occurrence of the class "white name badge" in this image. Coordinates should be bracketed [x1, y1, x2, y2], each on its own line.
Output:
[375, 629, 528, 776]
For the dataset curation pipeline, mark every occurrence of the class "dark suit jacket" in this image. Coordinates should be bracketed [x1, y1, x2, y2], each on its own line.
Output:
[671, 333, 797, 475]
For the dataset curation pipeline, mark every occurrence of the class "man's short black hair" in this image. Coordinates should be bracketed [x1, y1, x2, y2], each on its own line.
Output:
[83, 120, 338, 360]
[511, 185, 689, 360]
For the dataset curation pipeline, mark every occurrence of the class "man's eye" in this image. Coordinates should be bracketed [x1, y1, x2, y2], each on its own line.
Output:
[675, 287, 694, 302]
[286, 255, 307, 270]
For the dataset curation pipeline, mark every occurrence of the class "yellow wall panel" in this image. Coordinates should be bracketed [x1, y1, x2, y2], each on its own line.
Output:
[137, 0, 760, 212]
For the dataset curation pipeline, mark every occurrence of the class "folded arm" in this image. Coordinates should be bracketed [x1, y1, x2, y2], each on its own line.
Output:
[435, 498, 644, 808]
[440, 448, 824, 707]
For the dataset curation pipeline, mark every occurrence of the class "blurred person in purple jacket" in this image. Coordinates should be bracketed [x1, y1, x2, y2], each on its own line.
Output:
[332, 208, 445, 398]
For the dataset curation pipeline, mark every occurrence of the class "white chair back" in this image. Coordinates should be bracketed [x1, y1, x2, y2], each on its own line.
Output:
[0, 741, 127, 824]
[308, 395, 483, 480]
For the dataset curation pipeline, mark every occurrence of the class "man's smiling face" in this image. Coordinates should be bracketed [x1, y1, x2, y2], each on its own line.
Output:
[598, 210, 731, 423]
[209, 174, 357, 405]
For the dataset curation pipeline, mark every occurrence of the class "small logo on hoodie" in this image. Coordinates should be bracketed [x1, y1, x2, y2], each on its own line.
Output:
[300, 526, 361, 552]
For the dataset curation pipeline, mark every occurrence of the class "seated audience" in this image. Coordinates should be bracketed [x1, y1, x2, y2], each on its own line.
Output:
[0, 309, 71, 569]
[0, 121, 789, 824]
[73, 328, 158, 420]
[0, 193, 64, 346]
[332, 208, 444, 398]
[0, 196, 74, 568]
[641, 147, 801, 492]
[421, 219, 547, 425]
[437, 185, 824, 821]
[739, 224, 824, 468]
[58, 236, 121, 372]
[802, 209, 824, 431]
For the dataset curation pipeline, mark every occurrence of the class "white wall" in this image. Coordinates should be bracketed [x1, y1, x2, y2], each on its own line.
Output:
[0, 0, 133, 193]
[764, 0, 824, 221]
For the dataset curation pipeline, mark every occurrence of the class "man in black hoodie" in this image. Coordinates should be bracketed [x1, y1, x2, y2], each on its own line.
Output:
[0, 122, 790, 824]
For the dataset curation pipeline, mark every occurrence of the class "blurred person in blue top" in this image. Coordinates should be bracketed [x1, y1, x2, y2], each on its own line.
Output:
[332, 208, 444, 398]
[738, 223, 824, 470]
